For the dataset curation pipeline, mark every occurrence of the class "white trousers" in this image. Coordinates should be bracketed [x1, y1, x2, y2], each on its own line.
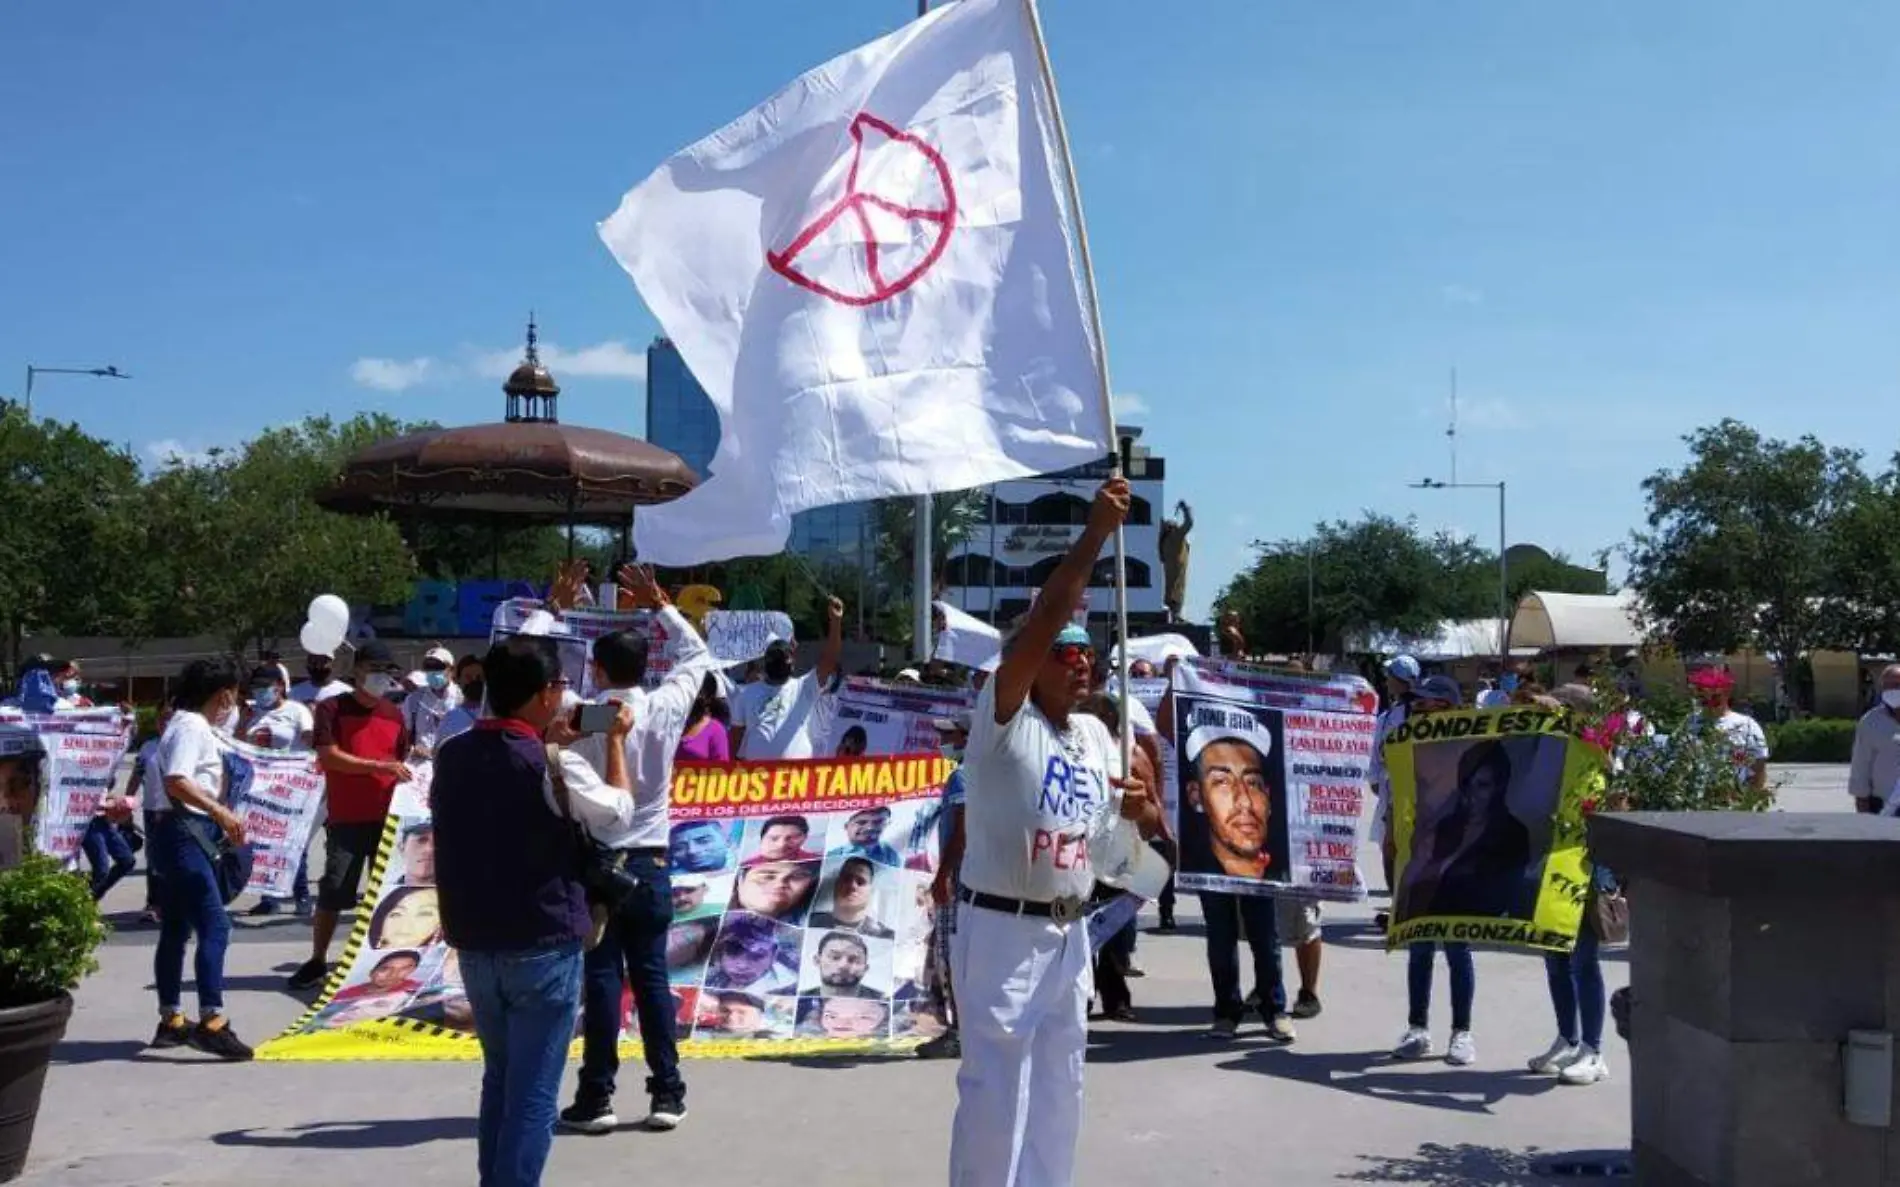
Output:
[948, 901, 1093, 1187]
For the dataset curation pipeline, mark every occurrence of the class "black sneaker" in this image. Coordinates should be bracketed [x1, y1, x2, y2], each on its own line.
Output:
[1292, 991, 1324, 1020]
[149, 1015, 191, 1050]
[1156, 914, 1176, 932]
[249, 897, 281, 917]
[287, 958, 330, 992]
[188, 1020, 254, 1061]
[916, 1030, 962, 1060]
[645, 1092, 687, 1131]
[557, 1096, 618, 1135]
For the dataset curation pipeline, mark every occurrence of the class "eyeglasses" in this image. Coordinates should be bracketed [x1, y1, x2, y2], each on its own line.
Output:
[1051, 643, 1094, 667]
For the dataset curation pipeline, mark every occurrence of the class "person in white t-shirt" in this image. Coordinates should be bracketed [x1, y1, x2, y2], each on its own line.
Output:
[948, 478, 1161, 1187]
[241, 664, 317, 917]
[147, 658, 255, 1061]
[729, 601, 845, 760]
[288, 653, 352, 706]
[402, 646, 464, 761]
[1687, 667, 1769, 792]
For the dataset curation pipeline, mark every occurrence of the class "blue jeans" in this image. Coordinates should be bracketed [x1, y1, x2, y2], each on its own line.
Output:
[578, 853, 683, 1102]
[1544, 924, 1605, 1049]
[1407, 943, 1475, 1031]
[463, 944, 584, 1187]
[81, 816, 137, 899]
[1199, 892, 1286, 1021]
[149, 813, 231, 1016]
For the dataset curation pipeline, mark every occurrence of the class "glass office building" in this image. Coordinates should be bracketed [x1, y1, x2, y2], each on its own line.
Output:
[645, 338, 867, 564]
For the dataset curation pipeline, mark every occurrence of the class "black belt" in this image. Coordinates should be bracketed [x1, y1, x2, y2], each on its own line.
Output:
[959, 886, 1086, 925]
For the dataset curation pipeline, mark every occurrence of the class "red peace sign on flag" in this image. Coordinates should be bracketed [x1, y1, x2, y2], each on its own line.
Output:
[767, 113, 959, 307]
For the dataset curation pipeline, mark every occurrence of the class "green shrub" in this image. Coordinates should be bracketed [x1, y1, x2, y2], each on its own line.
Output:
[0, 853, 108, 1007]
[1765, 718, 1857, 763]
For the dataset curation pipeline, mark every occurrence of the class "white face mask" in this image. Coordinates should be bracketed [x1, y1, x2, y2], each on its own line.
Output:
[1882, 689, 1900, 711]
[363, 673, 402, 698]
[219, 702, 240, 733]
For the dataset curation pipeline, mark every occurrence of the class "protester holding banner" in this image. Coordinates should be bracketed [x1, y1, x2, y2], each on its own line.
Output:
[948, 477, 1160, 1187]
[244, 664, 317, 917]
[147, 658, 254, 1061]
[290, 640, 414, 992]
[730, 600, 844, 761]
[560, 564, 716, 1137]
[1388, 674, 1479, 1066]
[433, 634, 637, 1187]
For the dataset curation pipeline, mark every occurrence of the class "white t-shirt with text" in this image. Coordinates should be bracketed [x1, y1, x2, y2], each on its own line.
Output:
[734, 673, 834, 761]
[243, 701, 314, 752]
[960, 681, 1118, 904]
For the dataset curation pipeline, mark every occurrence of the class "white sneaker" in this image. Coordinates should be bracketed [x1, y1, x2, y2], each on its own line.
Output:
[1528, 1037, 1582, 1074]
[1445, 1030, 1478, 1066]
[1391, 1027, 1436, 1061]
[1559, 1048, 1609, 1085]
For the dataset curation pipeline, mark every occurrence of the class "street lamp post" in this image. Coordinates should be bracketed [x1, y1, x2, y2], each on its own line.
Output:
[23, 364, 130, 417]
[1410, 477, 1509, 669]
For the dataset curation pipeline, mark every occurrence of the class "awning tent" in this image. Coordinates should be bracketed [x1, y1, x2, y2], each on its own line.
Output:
[1509, 590, 1645, 652]
[1347, 619, 1504, 662]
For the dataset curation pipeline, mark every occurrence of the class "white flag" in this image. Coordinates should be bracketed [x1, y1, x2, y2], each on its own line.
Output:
[601, 0, 1108, 566]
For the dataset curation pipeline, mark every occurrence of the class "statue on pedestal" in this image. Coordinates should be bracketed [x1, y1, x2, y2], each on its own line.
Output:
[1158, 501, 1194, 622]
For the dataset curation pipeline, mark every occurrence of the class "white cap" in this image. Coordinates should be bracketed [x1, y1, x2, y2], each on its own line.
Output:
[895, 668, 922, 684]
[673, 872, 707, 891]
[1182, 705, 1274, 765]
[424, 646, 455, 668]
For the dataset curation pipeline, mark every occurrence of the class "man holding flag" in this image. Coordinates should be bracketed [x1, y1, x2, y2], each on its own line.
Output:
[601, 0, 1128, 1177]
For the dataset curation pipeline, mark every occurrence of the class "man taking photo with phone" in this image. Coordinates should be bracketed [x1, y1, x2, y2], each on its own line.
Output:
[559, 564, 721, 1136]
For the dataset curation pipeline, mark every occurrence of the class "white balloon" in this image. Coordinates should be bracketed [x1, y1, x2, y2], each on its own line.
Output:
[299, 620, 338, 657]
[308, 595, 350, 635]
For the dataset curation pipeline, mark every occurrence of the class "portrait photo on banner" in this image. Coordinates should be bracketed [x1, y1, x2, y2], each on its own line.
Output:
[1395, 733, 1567, 926]
[1173, 698, 1292, 886]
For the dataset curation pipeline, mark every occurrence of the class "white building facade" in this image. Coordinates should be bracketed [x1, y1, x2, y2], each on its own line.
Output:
[940, 430, 1170, 636]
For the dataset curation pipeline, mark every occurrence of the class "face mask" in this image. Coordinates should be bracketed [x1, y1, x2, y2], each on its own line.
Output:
[461, 680, 486, 707]
[1499, 673, 1519, 693]
[219, 703, 240, 733]
[941, 744, 964, 762]
[363, 673, 401, 698]
[59, 680, 81, 697]
[426, 672, 449, 693]
[309, 667, 332, 685]
[1882, 690, 1900, 711]
[253, 687, 280, 711]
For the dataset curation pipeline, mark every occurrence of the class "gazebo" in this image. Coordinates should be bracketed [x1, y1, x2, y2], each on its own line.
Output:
[318, 318, 697, 558]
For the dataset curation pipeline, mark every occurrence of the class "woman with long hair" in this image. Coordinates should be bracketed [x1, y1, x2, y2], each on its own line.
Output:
[675, 673, 731, 763]
[147, 658, 253, 1060]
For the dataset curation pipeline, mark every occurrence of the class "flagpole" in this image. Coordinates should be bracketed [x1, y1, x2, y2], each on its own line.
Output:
[911, 3, 936, 668]
[1020, 0, 1132, 778]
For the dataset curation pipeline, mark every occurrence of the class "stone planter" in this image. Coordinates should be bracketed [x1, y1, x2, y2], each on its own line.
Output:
[0, 993, 72, 1183]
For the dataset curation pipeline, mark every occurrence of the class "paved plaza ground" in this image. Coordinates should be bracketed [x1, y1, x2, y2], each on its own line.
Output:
[17, 765, 1852, 1185]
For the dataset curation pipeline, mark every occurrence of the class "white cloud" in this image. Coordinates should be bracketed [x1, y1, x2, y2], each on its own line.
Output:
[350, 356, 437, 392]
[143, 439, 220, 469]
[469, 340, 647, 383]
[1112, 391, 1149, 418]
[1440, 284, 1485, 307]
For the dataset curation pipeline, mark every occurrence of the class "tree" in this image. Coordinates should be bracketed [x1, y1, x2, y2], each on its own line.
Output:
[1216, 513, 1492, 654]
[147, 415, 416, 654]
[1626, 419, 1867, 692]
[1824, 452, 1900, 656]
[0, 405, 148, 671]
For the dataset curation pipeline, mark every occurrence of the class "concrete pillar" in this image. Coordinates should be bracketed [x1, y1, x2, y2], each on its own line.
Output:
[1591, 811, 1900, 1186]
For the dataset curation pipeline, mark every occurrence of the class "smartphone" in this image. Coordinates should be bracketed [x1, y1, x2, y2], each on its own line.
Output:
[573, 702, 619, 736]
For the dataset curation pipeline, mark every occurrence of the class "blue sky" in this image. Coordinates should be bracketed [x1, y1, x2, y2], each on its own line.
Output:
[4, 0, 1896, 619]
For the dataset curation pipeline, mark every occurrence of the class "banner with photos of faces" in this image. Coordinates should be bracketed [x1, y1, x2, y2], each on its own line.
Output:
[0, 708, 135, 868]
[256, 753, 957, 1061]
[1169, 660, 1377, 902]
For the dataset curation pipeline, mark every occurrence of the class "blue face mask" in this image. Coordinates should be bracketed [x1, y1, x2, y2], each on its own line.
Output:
[253, 687, 280, 711]
[59, 679, 81, 697]
[425, 672, 450, 692]
[1499, 673, 1519, 693]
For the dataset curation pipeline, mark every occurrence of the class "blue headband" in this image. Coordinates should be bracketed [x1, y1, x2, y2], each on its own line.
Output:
[1054, 624, 1091, 648]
